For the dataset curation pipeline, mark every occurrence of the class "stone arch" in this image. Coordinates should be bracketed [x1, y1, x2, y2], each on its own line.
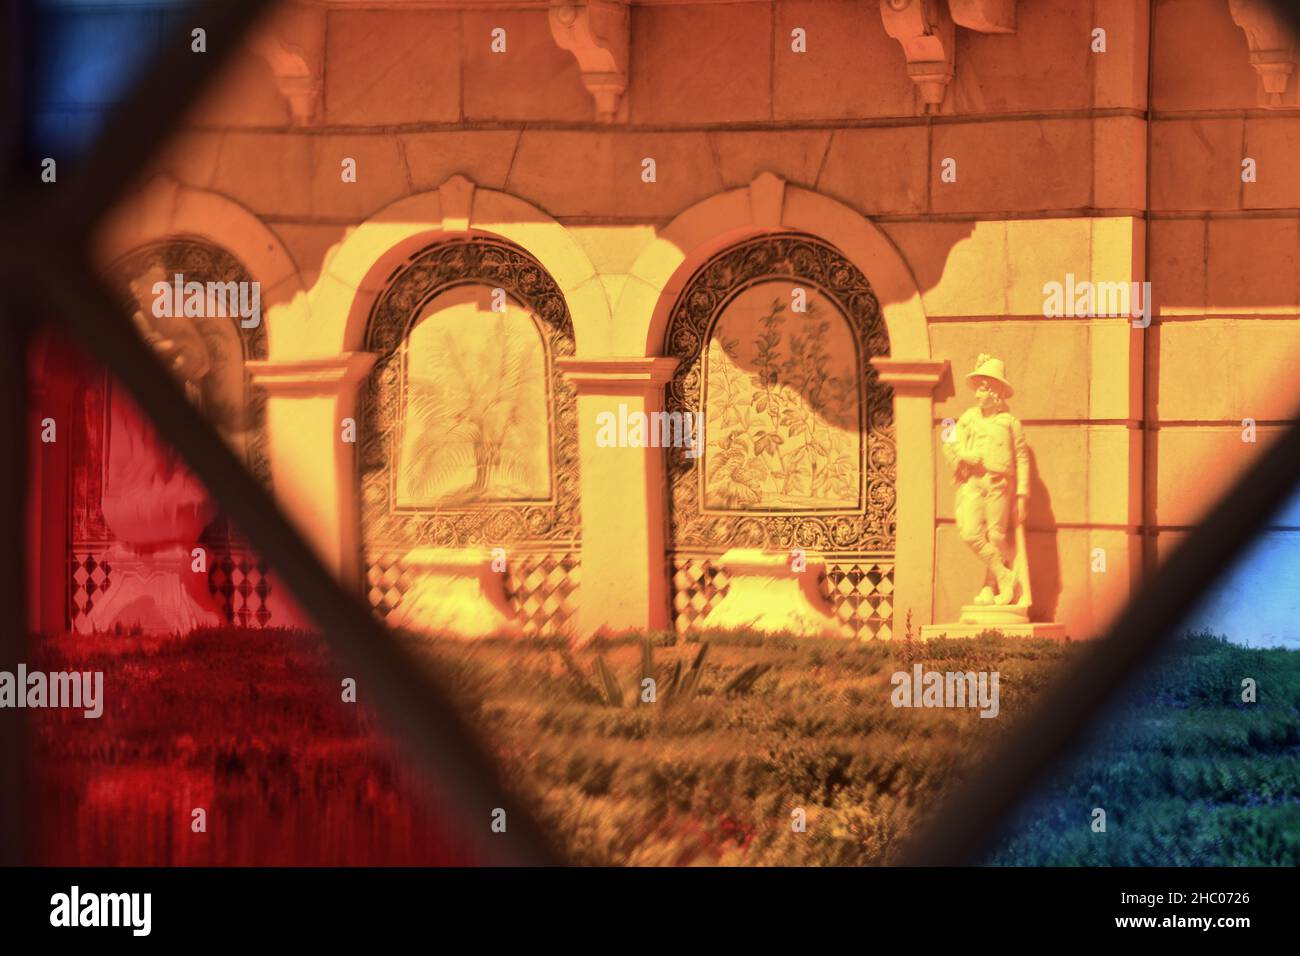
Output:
[109, 239, 270, 484]
[84, 179, 302, 629]
[661, 232, 899, 639]
[620, 175, 943, 634]
[303, 176, 610, 361]
[97, 174, 306, 315]
[613, 173, 930, 362]
[356, 234, 583, 636]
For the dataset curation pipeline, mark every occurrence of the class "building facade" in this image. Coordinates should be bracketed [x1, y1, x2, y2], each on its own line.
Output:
[28, 0, 1300, 641]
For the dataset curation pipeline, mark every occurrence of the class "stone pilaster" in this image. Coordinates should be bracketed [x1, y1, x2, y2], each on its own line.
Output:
[871, 357, 949, 631]
[557, 356, 678, 637]
[247, 353, 376, 590]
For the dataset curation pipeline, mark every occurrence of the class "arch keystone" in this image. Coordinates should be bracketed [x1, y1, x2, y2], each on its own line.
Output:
[439, 174, 476, 233]
[749, 171, 786, 227]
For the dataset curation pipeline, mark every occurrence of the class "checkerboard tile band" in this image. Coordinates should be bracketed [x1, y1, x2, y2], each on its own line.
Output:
[364, 550, 581, 637]
[671, 556, 895, 640]
[69, 552, 112, 624]
[206, 549, 274, 628]
[69, 548, 275, 628]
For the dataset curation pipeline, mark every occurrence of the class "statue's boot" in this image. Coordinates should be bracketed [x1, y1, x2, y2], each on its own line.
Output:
[974, 586, 995, 606]
[993, 562, 1017, 605]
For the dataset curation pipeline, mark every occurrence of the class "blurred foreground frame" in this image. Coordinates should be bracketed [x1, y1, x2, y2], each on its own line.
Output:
[0, 0, 1298, 869]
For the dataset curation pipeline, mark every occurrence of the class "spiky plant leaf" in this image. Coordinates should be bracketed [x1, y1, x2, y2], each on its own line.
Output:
[723, 662, 773, 696]
[677, 642, 710, 703]
[594, 654, 624, 708]
[661, 660, 683, 706]
[639, 638, 655, 703]
[558, 649, 602, 705]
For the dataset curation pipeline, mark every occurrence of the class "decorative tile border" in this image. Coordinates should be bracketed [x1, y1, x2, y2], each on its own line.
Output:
[671, 555, 895, 641]
[365, 550, 581, 637]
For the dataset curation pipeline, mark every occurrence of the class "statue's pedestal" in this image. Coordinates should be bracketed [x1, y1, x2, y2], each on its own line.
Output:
[388, 548, 521, 640]
[81, 544, 222, 635]
[700, 548, 842, 638]
[920, 604, 1066, 641]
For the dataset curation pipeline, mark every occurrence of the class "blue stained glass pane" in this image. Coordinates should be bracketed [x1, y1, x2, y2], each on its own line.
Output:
[27, 0, 197, 159]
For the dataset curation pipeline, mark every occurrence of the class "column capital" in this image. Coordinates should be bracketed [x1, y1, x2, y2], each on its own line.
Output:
[557, 355, 679, 392]
[870, 357, 949, 395]
[247, 353, 377, 396]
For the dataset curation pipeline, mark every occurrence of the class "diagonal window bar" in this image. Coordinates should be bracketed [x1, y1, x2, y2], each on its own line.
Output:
[0, 1, 20, 169]
[1, 0, 1298, 869]
[0, 310, 30, 867]
[0, 0, 30, 868]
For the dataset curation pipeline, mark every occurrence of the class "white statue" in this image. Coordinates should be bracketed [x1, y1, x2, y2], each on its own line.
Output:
[942, 355, 1029, 607]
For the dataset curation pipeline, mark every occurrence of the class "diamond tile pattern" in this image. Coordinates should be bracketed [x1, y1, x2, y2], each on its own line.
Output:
[207, 549, 274, 628]
[365, 550, 581, 637]
[672, 555, 895, 640]
[69, 547, 275, 628]
[69, 552, 112, 622]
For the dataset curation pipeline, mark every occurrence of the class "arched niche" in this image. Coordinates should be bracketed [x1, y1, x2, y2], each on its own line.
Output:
[112, 238, 270, 481]
[358, 237, 581, 633]
[67, 237, 276, 631]
[664, 233, 897, 639]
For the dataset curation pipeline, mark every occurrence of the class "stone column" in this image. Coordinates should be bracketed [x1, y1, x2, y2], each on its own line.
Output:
[557, 356, 679, 638]
[870, 358, 949, 632]
[247, 353, 376, 591]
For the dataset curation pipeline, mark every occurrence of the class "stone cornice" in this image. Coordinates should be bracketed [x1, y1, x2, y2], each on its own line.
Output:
[247, 353, 377, 395]
[557, 355, 680, 390]
[870, 357, 949, 394]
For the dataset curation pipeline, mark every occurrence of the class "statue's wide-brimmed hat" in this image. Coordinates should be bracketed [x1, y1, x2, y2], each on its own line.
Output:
[965, 354, 1014, 398]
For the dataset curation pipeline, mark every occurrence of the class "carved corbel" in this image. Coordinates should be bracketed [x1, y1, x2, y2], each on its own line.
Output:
[880, 0, 956, 112]
[948, 0, 1016, 34]
[1229, 0, 1300, 109]
[251, 3, 326, 126]
[549, 1, 630, 123]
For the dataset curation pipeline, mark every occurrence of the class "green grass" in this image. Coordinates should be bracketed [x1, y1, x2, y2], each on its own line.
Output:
[39, 624, 1293, 865]
[985, 632, 1300, 866]
[420, 628, 1079, 865]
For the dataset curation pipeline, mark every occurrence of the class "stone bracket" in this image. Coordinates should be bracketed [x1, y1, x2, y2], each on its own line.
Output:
[880, 1, 1018, 111]
[549, 1, 631, 123]
[880, 0, 956, 112]
[1229, 0, 1300, 109]
[251, 3, 327, 127]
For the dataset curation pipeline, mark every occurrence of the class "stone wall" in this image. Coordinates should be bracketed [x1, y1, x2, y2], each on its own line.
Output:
[78, 0, 1300, 640]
